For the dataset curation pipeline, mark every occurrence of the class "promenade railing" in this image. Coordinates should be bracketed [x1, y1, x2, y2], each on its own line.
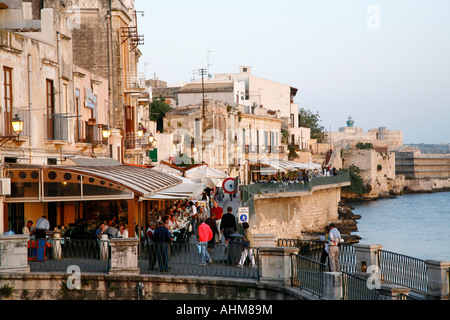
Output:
[138, 242, 260, 280]
[277, 239, 356, 274]
[27, 238, 111, 273]
[291, 253, 328, 297]
[342, 271, 379, 300]
[377, 249, 428, 293]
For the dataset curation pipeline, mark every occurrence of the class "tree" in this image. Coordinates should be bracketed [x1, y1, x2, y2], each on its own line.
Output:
[150, 95, 171, 132]
[299, 108, 327, 143]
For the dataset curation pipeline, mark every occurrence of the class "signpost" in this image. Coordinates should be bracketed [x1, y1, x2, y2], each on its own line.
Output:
[238, 207, 249, 224]
[222, 177, 235, 194]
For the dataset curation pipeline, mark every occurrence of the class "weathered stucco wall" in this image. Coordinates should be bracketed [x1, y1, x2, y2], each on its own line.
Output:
[251, 186, 342, 238]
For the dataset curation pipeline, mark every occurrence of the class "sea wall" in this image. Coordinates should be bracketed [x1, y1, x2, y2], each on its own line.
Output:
[250, 185, 343, 239]
[403, 178, 450, 193]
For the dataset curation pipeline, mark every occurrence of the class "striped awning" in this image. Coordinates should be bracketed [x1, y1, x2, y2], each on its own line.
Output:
[59, 165, 183, 197]
[249, 160, 308, 172]
[2, 164, 183, 199]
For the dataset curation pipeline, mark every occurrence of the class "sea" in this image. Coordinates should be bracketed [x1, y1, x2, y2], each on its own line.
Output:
[350, 191, 450, 261]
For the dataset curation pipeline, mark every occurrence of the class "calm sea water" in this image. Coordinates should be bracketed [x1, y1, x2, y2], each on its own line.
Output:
[350, 192, 450, 261]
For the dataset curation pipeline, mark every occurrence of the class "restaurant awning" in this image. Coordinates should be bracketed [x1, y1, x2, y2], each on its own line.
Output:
[249, 160, 308, 172]
[2, 163, 183, 202]
[143, 182, 206, 201]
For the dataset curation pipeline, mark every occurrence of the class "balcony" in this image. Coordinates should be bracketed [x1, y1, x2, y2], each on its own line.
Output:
[124, 133, 154, 150]
[124, 72, 146, 93]
[44, 114, 69, 142]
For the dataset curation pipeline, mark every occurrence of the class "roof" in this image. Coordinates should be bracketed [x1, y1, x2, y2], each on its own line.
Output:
[3, 164, 183, 198]
[177, 82, 234, 94]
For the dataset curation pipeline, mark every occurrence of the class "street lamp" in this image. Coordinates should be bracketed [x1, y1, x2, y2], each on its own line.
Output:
[102, 125, 111, 139]
[137, 125, 144, 138]
[11, 114, 24, 138]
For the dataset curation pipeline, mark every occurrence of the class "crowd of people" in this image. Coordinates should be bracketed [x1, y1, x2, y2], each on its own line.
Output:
[141, 194, 255, 270]
[252, 166, 339, 185]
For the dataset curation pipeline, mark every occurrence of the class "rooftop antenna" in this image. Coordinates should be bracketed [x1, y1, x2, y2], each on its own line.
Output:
[206, 50, 214, 79]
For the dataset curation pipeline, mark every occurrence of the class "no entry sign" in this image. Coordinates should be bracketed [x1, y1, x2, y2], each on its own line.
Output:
[222, 178, 235, 194]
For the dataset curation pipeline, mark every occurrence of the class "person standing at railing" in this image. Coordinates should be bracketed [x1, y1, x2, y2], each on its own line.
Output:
[237, 222, 256, 268]
[328, 223, 342, 272]
[153, 222, 173, 272]
[320, 225, 331, 268]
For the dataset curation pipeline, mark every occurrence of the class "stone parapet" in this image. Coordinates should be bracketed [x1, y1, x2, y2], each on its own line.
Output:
[109, 238, 140, 275]
[426, 260, 450, 300]
[0, 234, 30, 274]
[259, 247, 298, 286]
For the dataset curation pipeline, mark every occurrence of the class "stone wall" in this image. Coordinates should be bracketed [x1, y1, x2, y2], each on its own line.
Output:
[341, 149, 399, 198]
[251, 186, 342, 238]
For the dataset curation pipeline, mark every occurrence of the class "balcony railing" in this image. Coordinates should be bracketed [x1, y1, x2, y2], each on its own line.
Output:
[1, 109, 30, 138]
[124, 72, 146, 91]
[124, 132, 153, 150]
[44, 114, 69, 141]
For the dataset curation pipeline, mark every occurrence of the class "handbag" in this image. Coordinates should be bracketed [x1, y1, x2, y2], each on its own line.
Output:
[242, 241, 250, 248]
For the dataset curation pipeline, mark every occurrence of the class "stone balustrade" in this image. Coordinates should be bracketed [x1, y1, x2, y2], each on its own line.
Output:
[1, 234, 449, 300]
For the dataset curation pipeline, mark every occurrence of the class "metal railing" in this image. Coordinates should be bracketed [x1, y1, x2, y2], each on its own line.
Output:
[44, 114, 69, 141]
[377, 250, 428, 293]
[342, 271, 379, 300]
[138, 242, 260, 280]
[291, 254, 328, 297]
[27, 238, 110, 273]
[277, 239, 356, 274]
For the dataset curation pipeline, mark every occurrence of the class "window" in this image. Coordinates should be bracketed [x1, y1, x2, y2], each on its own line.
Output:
[3, 67, 13, 135]
[46, 79, 54, 139]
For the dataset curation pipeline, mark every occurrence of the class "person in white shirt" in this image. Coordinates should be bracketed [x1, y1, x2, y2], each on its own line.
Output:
[23, 220, 36, 240]
[35, 216, 50, 239]
[328, 223, 341, 272]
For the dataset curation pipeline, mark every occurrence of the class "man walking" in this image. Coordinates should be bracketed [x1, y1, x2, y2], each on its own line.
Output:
[210, 201, 223, 243]
[328, 223, 341, 272]
[220, 207, 237, 245]
[198, 218, 213, 266]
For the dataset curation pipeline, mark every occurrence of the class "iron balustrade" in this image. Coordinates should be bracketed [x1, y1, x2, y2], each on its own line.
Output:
[27, 238, 111, 273]
[277, 239, 356, 274]
[342, 271, 379, 300]
[377, 249, 429, 293]
[138, 242, 260, 280]
[291, 253, 328, 297]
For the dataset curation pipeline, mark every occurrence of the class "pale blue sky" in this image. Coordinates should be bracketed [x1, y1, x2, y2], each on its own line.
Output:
[136, 0, 450, 144]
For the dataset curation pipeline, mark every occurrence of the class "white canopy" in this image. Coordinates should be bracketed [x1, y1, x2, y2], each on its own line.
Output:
[185, 165, 229, 180]
[144, 183, 206, 200]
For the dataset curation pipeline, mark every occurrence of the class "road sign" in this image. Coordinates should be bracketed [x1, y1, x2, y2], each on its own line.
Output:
[222, 178, 235, 194]
[238, 207, 249, 224]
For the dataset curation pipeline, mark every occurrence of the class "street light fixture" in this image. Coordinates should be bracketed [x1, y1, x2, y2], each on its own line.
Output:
[102, 125, 111, 139]
[11, 114, 24, 138]
[137, 125, 144, 138]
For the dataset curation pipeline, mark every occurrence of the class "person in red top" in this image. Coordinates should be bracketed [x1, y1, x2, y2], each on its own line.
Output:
[198, 218, 213, 266]
[210, 201, 223, 243]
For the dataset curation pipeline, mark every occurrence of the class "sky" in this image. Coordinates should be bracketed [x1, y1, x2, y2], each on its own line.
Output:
[135, 0, 450, 144]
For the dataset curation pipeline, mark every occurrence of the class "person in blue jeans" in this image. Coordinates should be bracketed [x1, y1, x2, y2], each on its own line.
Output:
[198, 218, 213, 266]
[153, 222, 173, 272]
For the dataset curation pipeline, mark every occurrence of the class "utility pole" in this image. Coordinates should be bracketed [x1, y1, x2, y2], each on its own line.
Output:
[198, 68, 207, 120]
